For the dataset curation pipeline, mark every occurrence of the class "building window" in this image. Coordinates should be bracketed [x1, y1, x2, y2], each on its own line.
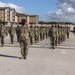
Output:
[12, 15, 15, 18]
[7, 18, 10, 21]
[12, 19, 15, 21]
[7, 14, 10, 17]
[12, 12, 15, 14]
[7, 11, 10, 13]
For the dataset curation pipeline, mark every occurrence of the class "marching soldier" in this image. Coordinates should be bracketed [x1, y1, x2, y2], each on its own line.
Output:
[66, 26, 70, 39]
[43, 26, 45, 40]
[9, 25, 15, 44]
[29, 25, 34, 45]
[58, 25, 61, 44]
[16, 25, 20, 42]
[34, 26, 38, 43]
[19, 19, 29, 59]
[0, 24, 6, 47]
[55, 25, 59, 46]
[37, 26, 40, 42]
[40, 26, 43, 41]
[49, 25, 56, 49]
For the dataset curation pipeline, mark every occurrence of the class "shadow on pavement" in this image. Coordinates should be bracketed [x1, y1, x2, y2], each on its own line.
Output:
[59, 44, 75, 47]
[56, 46, 75, 50]
[0, 54, 20, 59]
[29, 45, 50, 49]
[4, 44, 19, 47]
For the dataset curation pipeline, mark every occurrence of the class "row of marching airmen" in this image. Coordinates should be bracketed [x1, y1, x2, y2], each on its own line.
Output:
[0, 19, 70, 59]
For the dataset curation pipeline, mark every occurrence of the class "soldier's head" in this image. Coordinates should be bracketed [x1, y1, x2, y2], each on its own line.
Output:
[51, 25, 54, 28]
[55, 25, 57, 28]
[21, 19, 27, 26]
[30, 25, 32, 28]
[34, 25, 37, 28]
[37, 26, 39, 28]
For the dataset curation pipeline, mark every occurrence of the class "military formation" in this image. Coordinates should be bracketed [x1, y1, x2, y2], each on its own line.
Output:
[49, 24, 70, 49]
[0, 19, 71, 60]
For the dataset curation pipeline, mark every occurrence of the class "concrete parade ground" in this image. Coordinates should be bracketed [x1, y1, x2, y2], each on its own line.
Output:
[0, 30, 75, 75]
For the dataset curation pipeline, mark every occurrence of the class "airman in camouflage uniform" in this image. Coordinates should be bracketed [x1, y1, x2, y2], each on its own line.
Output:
[34, 26, 38, 43]
[37, 26, 40, 42]
[40, 26, 43, 41]
[0, 25, 6, 47]
[29, 25, 34, 45]
[58, 25, 61, 44]
[9, 25, 15, 44]
[45, 26, 49, 39]
[55, 25, 59, 46]
[16, 25, 20, 42]
[66, 26, 70, 39]
[62, 26, 66, 42]
[49, 25, 56, 49]
[43, 26, 45, 40]
[19, 19, 29, 59]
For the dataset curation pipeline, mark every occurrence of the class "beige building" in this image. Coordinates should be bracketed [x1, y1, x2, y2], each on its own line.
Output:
[0, 7, 39, 24]
[16, 12, 39, 24]
[16, 13, 27, 23]
[10, 9, 16, 23]
[0, 7, 16, 24]
[28, 15, 39, 24]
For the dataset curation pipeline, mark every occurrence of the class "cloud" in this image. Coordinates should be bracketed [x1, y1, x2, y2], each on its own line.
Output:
[0, 1, 25, 13]
[47, 0, 75, 23]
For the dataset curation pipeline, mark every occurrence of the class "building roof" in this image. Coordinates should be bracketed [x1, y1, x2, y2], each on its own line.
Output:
[26, 13, 39, 16]
[0, 7, 15, 10]
[0, 7, 38, 17]
[16, 12, 27, 16]
[0, 7, 10, 10]
[16, 12, 38, 17]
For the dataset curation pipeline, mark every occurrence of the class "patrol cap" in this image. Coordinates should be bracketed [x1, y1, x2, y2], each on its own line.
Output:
[21, 19, 27, 24]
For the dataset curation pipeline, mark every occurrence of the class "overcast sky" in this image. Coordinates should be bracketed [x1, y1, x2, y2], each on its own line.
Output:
[0, 0, 75, 23]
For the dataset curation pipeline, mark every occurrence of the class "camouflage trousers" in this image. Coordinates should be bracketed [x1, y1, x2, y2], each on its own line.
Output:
[1, 36, 4, 47]
[30, 37, 34, 45]
[20, 41, 29, 59]
[61, 34, 66, 42]
[17, 34, 20, 42]
[10, 34, 14, 44]
[40, 33, 43, 41]
[34, 34, 37, 43]
[58, 35, 61, 44]
[67, 32, 69, 39]
[50, 37, 56, 49]
[46, 33, 48, 39]
[37, 35, 39, 42]
[55, 36, 58, 46]
[43, 33, 45, 40]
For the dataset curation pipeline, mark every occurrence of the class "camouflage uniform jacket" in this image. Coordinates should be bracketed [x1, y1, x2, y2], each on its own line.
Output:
[0, 26, 6, 37]
[19, 26, 29, 43]
[9, 27, 15, 35]
[29, 27, 34, 38]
